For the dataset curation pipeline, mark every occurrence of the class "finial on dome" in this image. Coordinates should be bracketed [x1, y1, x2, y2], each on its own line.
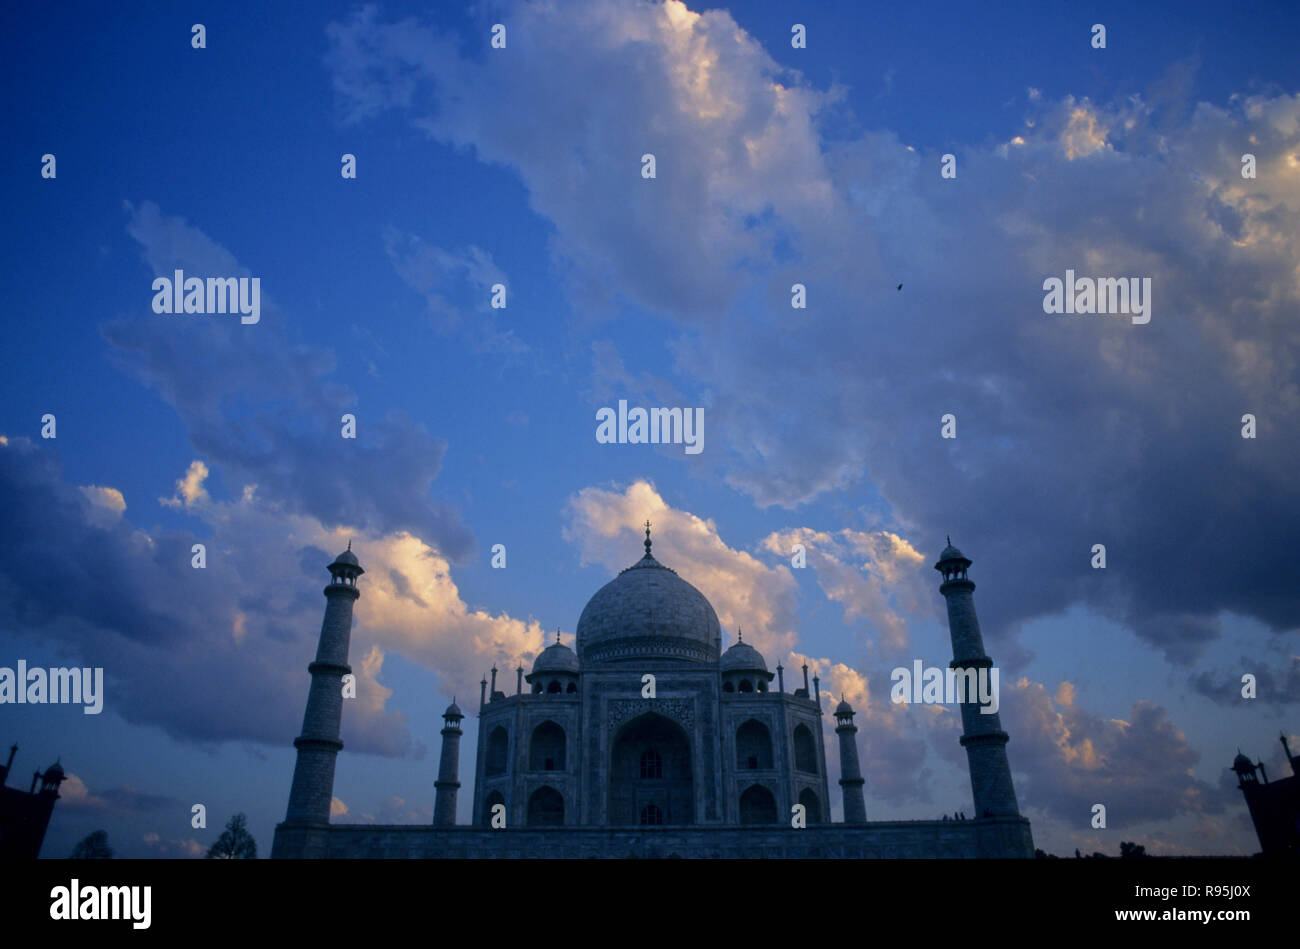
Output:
[556, 627, 562, 645]
[946, 534, 950, 547]
[737, 626, 743, 643]
[644, 520, 652, 556]
[347, 539, 352, 551]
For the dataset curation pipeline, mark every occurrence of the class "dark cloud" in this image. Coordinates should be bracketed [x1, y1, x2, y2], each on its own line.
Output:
[0, 437, 413, 757]
[1001, 680, 1233, 827]
[326, 2, 1300, 667]
[103, 200, 474, 563]
[1190, 654, 1300, 708]
[62, 780, 179, 817]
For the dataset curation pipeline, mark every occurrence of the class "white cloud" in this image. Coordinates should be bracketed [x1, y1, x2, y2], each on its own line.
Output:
[159, 460, 209, 509]
[761, 527, 930, 652]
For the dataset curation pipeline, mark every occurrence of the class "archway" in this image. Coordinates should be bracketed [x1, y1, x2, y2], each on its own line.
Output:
[798, 788, 822, 823]
[527, 786, 564, 826]
[482, 789, 505, 827]
[485, 727, 508, 776]
[793, 724, 817, 773]
[736, 719, 773, 770]
[609, 713, 693, 825]
[739, 784, 778, 824]
[529, 720, 566, 771]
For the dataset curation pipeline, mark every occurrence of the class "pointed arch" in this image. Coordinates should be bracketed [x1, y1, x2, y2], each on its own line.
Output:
[527, 786, 564, 826]
[736, 719, 773, 770]
[529, 720, 566, 771]
[739, 784, 778, 824]
[485, 726, 509, 776]
[793, 723, 817, 773]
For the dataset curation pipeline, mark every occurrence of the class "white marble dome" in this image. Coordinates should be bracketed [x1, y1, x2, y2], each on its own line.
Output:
[577, 543, 721, 664]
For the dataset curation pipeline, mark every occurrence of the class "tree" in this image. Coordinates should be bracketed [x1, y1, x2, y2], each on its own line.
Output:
[70, 830, 114, 859]
[205, 813, 257, 859]
[1119, 840, 1148, 859]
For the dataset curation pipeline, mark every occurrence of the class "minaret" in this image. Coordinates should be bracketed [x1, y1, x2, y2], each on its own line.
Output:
[433, 700, 464, 826]
[283, 544, 364, 828]
[835, 698, 867, 823]
[936, 539, 1020, 818]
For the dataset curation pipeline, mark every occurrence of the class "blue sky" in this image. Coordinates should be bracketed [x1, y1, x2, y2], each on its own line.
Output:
[2, 0, 1298, 858]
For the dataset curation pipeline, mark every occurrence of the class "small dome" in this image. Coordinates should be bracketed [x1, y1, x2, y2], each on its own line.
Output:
[720, 641, 767, 673]
[1233, 751, 1254, 771]
[329, 542, 364, 574]
[444, 701, 463, 720]
[937, 541, 966, 562]
[532, 641, 580, 675]
[45, 760, 64, 778]
[836, 698, 854, 716]
[935, 536, 971, 572]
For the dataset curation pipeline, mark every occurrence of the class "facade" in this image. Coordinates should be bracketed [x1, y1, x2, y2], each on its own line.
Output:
[273, 528, 1034, 858]
[1232, 733, 1300, 856]
[0, 744, 67, 859]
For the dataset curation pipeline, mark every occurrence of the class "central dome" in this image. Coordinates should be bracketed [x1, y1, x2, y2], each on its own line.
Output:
[577, 540, 721, 664]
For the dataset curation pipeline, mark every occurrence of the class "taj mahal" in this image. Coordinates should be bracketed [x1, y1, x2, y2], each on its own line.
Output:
[272, 525, 1034, 858]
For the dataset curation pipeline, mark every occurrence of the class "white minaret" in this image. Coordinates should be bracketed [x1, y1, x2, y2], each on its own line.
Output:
[282, 544, 363, 828]
[433, 700, 464, 825]
[935, 538, 1020, 818]
[834, 698, 868, 823]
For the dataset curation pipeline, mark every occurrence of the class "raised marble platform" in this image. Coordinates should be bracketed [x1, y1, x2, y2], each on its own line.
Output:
[272, 815, 1034, 859]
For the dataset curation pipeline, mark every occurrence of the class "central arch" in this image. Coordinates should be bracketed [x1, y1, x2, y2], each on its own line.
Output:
[608, 712, 694, 826]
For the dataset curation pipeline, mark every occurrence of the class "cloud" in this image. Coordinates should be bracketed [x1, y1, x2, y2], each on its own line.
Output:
[761, 527, 930, 653]
[142, 832, 203, 858]
[383, 228, 525, 357]
[104, 200, 474, 563]
[79, 485, 127, 528]
[797, 653, 955, 807]
[327, 0, 853, 325]
[358, 795, 431, 824]
[79, 485, 126, 513]
[60, 773, 178, 816]
[1190, 654, 1300, 707]
[159, 460, 209, 509]
[1000, 679, 1232, 826]
[0, 436, 539, 756]
[326, 1, 1300, 668]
